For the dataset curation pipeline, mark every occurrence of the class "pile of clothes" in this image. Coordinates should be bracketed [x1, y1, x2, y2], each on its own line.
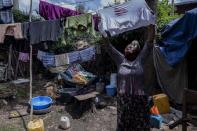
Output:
[60, 63, 96, 85]
[72, 71, 95, 85]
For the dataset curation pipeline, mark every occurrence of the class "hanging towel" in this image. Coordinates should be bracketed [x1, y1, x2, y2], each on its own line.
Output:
[0, 23, 23, 43]
[54, 53, 69, 67]
[79, 46, 96, 62]
[67, 51, 81, 64]
[0, 9, 13, 24]
[37, 50, 55, 67]
[37, 50, 45, 61]
[19, 52, 30, 62]
[29, 19, 63, 44]
[0, 0, 13, 10]
[42, 54, 55, 68]
[0, 0, 13, 24]
[98, 0, 155, 37]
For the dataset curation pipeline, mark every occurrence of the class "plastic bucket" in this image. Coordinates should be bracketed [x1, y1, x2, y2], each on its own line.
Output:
[106, 85, 116, 96]
[110, 73, 117, 88]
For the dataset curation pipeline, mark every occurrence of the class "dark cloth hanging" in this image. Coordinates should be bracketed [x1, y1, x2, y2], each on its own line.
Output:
[28, 19, 63, 45]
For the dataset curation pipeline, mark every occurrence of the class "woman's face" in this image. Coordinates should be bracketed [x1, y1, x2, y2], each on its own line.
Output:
[124, 41, 140, 61]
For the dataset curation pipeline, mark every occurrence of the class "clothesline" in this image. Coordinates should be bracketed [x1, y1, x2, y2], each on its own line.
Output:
[37, 45, 96, 68]
[0, 13, 97, 45]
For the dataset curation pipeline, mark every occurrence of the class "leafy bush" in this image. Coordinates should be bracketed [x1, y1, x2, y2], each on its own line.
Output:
[157, 0, 181, 30]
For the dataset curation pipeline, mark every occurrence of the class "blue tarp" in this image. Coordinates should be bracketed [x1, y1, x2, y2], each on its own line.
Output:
[159, 8, 197, 66]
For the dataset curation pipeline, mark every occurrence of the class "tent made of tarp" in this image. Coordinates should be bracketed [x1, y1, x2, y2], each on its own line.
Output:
[154, 8, 197, 104]
[159, 8, 197, 66]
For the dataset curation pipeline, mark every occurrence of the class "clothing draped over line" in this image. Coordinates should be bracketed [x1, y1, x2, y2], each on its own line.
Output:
[0, 0, 13, 9]
[0, 23, 23, 43]
[79, 46, 95, 62]
[65, 13, 95, 36]
[39, 0, 100, 31]
[98, 0, 155, 37]
[54, 54, 69, 67]
[39, 0, 79, 20]
[37, 46, 96, 68]
[29, 19, 63, 45]
[64, 13, 98, 47]
[37, 50, 55, 67]
[153, 46, 188, 104]
[0, 0, 13, 24]
[19, 52, 30, 62]
[67, 51, 81, 64]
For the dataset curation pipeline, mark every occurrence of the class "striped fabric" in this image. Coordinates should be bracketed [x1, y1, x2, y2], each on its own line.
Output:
[79, 46, 95, 62]
[0, 0, 13, 9]
[0, 9, 13, 23]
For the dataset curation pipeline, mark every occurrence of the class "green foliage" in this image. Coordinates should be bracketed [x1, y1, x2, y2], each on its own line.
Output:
[157, 0, 181, 30]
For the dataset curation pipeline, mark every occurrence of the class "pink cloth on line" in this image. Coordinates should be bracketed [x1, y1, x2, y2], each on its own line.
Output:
[19, 52, 30, 62]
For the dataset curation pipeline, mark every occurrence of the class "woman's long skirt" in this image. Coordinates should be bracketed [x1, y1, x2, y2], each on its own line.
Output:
[117, 95, 150, 131]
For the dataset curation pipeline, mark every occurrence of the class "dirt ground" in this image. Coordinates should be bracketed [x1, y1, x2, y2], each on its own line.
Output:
[0, 80, 196, 131]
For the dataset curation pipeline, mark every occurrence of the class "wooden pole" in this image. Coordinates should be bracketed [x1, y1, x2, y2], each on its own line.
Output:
[8, 44, 13, 80]
[172, 0, 175, 16]
[29, 0, 33, 121]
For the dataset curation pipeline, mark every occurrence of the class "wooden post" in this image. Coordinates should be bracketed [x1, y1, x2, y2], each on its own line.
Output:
[29, 45, 33, 121]
[8, 44, 13, 80]
[172, 0, 175, 16]
[29, 0, 33, 121]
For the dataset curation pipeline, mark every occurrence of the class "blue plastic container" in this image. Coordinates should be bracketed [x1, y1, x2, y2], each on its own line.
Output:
[106, 85, 116, 96]
[31, 96, 52, 110]
[150, 115, 163, 129]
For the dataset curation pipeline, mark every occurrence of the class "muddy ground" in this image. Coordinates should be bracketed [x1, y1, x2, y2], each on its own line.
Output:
[0, 80, 196, 131]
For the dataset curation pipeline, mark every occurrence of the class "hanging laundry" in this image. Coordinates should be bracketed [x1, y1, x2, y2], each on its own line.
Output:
[19, 52, 30, 62]
[98, 0, 155, 37]
[0, 0, 13, 10]
[54, 53, 69, 67]
[37, 50, 45, 61]
[21, 22, 29, 40]
[65, 13, 95, 36]
[0, 23, 23, 43]
[67, 51, 81, 64]
[37, 50, 55, 67]
[42, 54, 55, 68]
[39, 0, 79, 20]
[0, 0, 14, 24]
[79, 46, 95, 62]
[29, 19, 63, 44]
[0, 9, 13, 23]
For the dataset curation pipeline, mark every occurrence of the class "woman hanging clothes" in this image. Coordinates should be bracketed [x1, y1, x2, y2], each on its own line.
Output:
[105, 25, 155, 131]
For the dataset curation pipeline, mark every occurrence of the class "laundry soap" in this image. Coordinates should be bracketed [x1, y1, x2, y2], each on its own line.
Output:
[27, 119, 44, 131]
[153, 94, 170, 114]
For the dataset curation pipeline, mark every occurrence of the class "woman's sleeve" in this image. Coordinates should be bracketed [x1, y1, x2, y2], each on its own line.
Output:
[137, 42, 153, 65]
[106, 43, 124, 66]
